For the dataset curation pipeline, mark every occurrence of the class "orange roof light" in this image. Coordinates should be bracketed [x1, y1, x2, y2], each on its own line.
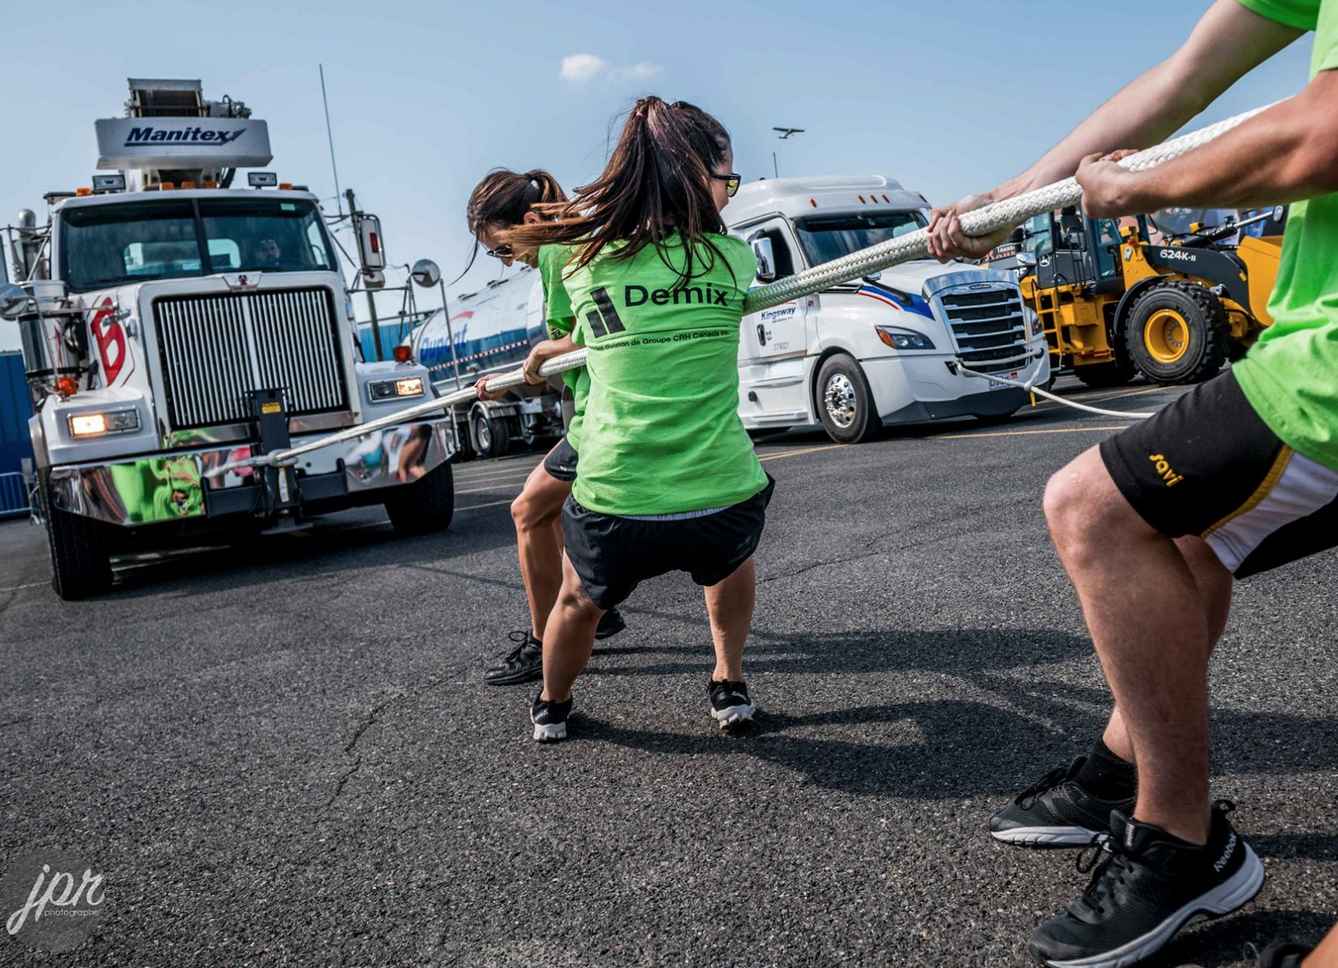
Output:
[393, 346, 412, 363]
[809, 198, 818, 208]
[55, 376, 79, 397]
[76, 187, 93, 197]
[181, 181, 197, 189]
[279, 182, 293, 190]
[160, 182, 176, 190]
[203, 180, 218, 189]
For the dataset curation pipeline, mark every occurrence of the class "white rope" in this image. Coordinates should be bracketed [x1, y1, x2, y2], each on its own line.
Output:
[219, 101, 1275, 472]
[952, 357, 1156, 420]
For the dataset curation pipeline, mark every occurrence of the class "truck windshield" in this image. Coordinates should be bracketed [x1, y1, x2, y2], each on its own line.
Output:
[793, 211, 927, 267]
[60, 196, 337, 291]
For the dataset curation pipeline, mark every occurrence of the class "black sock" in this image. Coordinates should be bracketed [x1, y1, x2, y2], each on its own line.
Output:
[1074, 738, 1137, 799]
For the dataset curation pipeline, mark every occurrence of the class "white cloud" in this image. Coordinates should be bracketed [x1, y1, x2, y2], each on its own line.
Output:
[559, 53, 609, 84]
[559, 54, 664, 85]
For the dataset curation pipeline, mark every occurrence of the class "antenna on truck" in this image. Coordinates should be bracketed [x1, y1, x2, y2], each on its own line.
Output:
[320, 64, 343, 218]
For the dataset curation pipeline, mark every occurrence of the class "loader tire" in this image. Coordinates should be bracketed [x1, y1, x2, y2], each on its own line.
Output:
[1124, 280, 1229, 386]
[1074, 361, 1135, 389]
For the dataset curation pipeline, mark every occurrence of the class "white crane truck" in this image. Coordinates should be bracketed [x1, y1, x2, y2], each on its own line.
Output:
[0, 79, 456, 600]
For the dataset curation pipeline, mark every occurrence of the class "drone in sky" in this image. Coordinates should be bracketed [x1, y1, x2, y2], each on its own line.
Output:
[773, 127, 805, 139]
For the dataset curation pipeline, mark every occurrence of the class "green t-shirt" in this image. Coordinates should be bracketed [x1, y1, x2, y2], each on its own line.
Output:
[564, 233, 768, 515]
[1232, 0, 1338, 467]
[537, 244, 588, 450]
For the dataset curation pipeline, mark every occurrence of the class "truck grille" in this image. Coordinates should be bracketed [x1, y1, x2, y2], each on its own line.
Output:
[940, 287, 1031, 373]
[153, 288, 348, 430]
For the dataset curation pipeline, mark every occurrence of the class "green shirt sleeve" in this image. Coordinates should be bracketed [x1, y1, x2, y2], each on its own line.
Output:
[1315, 0, 1338, 72]
[1234, 0, 1319, 30]
[538, 244, 576, 339]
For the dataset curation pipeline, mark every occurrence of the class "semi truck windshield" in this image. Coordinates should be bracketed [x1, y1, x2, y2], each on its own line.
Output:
[794, 211, 927, 268]
[60, 197, 337, 291]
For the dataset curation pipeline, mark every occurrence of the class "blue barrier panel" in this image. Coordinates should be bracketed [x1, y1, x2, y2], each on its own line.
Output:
[1, 353, 34, 475]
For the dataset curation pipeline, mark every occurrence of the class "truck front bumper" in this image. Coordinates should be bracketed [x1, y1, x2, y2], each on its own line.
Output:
[48, 418, 454, 527]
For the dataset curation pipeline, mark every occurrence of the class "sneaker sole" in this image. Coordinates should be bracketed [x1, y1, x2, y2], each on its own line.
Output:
[992, 825, 1106, 847]
[711, 702, 756, 729]
[1037, 844, 1266, 968]
[532, 720, 567, 742]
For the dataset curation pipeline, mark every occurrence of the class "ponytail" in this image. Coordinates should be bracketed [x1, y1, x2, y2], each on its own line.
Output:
[508, 97, 734, 287]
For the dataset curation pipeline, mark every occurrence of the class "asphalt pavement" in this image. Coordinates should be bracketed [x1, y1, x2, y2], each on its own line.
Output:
[1, 378, 1334, 967]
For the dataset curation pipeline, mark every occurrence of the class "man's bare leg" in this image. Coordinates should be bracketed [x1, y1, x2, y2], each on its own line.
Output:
[1045, 446, 1214, 845]
[1101, 535, 1233, 763]
[511, 463, 571, 640]
[704, 557, 755, 683]
[539, 553, 604, 703]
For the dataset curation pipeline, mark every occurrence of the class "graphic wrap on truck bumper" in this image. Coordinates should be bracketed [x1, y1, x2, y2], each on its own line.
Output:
[47, 418, 453, 527]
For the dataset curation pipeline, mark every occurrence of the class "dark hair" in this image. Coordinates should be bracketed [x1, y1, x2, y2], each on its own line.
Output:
[507, 97, 732, 287]
[458, 169, 568, 276]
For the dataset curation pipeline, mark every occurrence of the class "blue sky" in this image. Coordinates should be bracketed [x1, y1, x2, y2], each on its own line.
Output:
[0, 0, 1314, 338]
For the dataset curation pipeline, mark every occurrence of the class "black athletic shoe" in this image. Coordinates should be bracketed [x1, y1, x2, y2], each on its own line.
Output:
[594, 606, 626, 640]
[483, 631, 543, 686]
[709, 678, 756, 728]
[991, 757, 1136, 847]
[1029, 801, 1266, 968]
[531, 693, 572, 742]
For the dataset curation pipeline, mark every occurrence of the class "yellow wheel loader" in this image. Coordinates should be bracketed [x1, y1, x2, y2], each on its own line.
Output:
[1008, 206, 1285, 387]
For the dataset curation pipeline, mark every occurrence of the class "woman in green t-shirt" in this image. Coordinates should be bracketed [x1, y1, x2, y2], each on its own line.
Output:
[462, 170, 627, 688]
[505, 97, 773, 742]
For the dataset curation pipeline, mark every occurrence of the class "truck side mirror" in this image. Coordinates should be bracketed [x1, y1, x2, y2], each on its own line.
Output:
[1017, 252, 1038, 269]
[356, 213, 387, 271]
[0, 283, 31, 320]
[751, 237, 776, 283]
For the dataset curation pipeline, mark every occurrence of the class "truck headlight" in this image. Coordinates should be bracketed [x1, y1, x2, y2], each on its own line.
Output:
[68, 409, 140, 437]
[369, 377, 425, 401]
[875, 326, 935, 351]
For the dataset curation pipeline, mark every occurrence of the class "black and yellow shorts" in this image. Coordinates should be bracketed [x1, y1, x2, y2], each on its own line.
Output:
[1100, 371, 1338, 578]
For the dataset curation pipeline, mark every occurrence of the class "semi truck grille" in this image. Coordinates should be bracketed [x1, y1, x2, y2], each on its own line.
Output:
[153, 288, 348, 429]
[940, 288, 1031, 373]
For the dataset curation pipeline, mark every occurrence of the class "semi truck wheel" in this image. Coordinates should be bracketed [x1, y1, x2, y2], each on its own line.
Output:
[815, 355, 881, 444]
[469, 405, 511, 460]
[44, 478, 113, 600]
[385, 461, 455, 536]
[1124, 280, 1229, 386]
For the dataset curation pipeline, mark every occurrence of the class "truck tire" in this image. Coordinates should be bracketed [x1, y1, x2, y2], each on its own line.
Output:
[469, 405, 511, 460]
[815, 355, 881, 444]
[1074, 360, 1135, 388]
[1124, 280, 1229, 386]
[384, 461, 455, 536]
[44, 479, 114, 600]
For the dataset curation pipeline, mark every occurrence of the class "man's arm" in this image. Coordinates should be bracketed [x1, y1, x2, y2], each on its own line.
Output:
[1077, 68, 1338, 216]
[926, 0, 1304, 260]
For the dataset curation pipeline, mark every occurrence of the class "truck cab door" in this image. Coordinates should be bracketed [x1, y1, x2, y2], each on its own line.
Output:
[740, 220, 808, 363]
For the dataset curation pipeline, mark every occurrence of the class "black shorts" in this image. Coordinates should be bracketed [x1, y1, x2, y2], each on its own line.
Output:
[1100, 371, 1338, 578]
[561, 475, 776, 610]
[542, 437, 578, 483]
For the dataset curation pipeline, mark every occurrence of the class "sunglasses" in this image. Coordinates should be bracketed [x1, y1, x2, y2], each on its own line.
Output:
[484, 242, 514, 259]
[711, 172, 742, 197]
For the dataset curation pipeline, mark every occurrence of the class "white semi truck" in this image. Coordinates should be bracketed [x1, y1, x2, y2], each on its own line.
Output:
[418, 174, 1048, 454]
[731, 175, 1049, 442]
[0, 79, 456, 600]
